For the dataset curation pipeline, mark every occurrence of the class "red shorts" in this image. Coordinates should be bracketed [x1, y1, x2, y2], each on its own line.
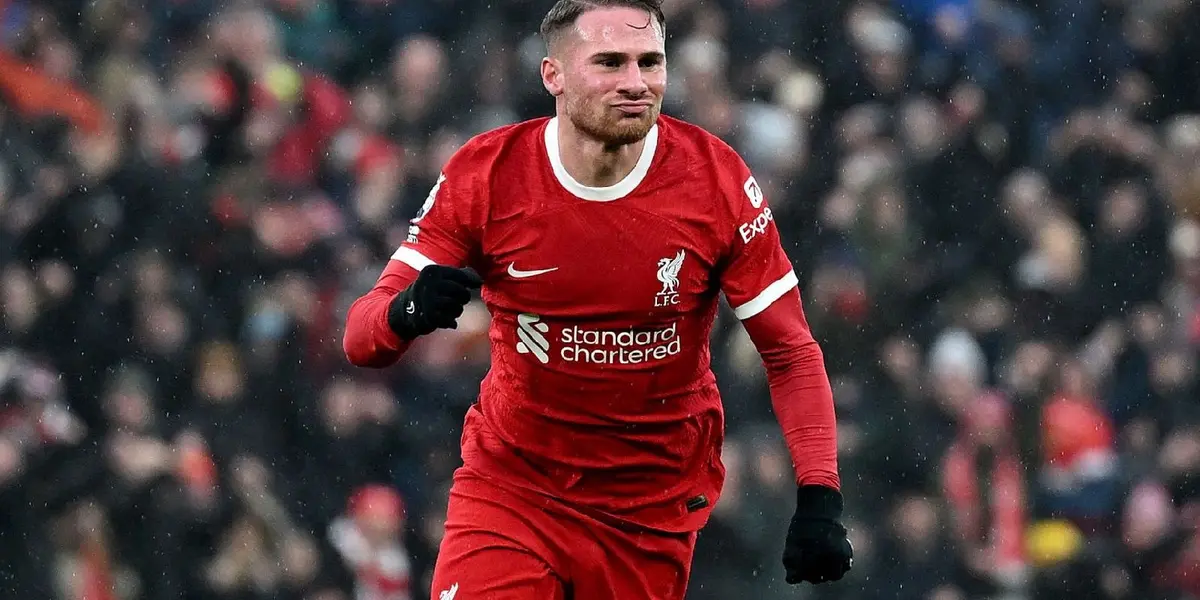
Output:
[429, 468, 697, 600]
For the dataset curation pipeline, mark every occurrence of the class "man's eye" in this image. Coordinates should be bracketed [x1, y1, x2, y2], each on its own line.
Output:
[640, 59, 661, 68]
[600, 59, 620, 68]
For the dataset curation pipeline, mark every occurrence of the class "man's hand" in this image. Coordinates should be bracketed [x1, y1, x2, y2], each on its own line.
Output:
[387, 265, 483, 340]
[783, 485, 853, 584]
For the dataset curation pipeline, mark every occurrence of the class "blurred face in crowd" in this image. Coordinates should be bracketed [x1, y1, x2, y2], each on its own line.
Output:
[321, 379, 360, 435]
[542, 7, 666, 146]
[195, 342, 245, 403]
[1123, 482, 1173, 551]
[135, 299, 189, 355]
[103, 379, 153, 431]
[352, 83, 391, 132]
[391, 35, 445, 98]
[890, 495, 941, 549]
[1, 265, 39, 334]
[213, 8, 280, 68]
[1101, 182, 1148, 238]
[133, 251, 172, 300]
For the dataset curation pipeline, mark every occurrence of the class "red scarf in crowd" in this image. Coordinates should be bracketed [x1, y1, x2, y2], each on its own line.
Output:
[942, 393, 1028, 574]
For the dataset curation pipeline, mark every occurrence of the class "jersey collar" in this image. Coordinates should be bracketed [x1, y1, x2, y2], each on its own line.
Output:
[544, 116, 659, 202]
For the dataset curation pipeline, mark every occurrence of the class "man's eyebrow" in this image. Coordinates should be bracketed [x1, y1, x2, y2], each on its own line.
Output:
[590, 51, 666, 61]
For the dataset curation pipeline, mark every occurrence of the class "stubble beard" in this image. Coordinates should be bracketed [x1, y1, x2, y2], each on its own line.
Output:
[567, 96, 660, 147]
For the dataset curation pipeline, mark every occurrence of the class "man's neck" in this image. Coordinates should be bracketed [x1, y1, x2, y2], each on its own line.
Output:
[556, 118, 646, 188]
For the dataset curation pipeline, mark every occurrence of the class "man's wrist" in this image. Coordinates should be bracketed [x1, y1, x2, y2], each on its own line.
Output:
[795, 485, 843, 521]
[386, 288, 418, 341]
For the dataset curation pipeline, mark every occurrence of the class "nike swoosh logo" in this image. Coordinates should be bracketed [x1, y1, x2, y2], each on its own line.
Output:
[507, 263, 558, 278]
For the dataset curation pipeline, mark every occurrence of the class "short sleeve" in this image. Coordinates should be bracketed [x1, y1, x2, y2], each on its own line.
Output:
[717, 159, 798, 320]
[391, 152, 484, 270]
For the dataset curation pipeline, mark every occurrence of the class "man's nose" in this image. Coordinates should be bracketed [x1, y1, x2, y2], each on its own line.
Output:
[616, 63, 649, 95]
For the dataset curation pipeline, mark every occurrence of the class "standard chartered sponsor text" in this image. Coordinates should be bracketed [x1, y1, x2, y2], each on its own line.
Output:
[559, 322, 681, 364]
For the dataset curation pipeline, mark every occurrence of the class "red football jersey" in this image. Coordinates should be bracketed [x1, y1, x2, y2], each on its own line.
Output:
[387, 115, 797, 532]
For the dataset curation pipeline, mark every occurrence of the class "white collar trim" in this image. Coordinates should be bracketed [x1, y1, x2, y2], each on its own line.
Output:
[544, 116, 658, 202]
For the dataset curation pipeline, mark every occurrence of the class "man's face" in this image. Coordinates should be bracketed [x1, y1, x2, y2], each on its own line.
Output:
[544, 7, 667, 146]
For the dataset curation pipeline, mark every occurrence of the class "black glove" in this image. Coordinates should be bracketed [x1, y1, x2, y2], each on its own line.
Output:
[783, 485, 853, 584]
[387, 265, 483, 340]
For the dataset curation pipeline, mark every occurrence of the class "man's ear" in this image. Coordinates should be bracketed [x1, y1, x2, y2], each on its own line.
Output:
[541, 57, 565, 97]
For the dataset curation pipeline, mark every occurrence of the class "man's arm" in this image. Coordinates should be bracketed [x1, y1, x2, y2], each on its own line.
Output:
[728, 281, 854, 588]
[740, 286, 839, 490]
[346, 246, 485, 369]
[709, 142, 851, 584]
[344, 154, 485, 368]
[709, 158, 839, 487]
[344, 250, 482, 368]
[343, 259, 421, 368]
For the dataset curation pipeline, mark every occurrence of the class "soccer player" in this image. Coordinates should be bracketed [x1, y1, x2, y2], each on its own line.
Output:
[343, 0, 852, 597]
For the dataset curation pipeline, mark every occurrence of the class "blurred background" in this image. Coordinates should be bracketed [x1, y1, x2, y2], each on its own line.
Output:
[1, 0, 1199, 598]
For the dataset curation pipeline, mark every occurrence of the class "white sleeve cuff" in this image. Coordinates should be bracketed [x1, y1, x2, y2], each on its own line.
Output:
[732, 270, 799, 320]
[390, 247, 435, 271]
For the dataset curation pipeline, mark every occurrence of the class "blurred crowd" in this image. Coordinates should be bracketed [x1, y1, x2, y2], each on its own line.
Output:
[2, 0, 1200, 598]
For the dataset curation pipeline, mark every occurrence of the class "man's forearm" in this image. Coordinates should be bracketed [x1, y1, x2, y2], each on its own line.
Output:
[343, 261, 417, 368]
[742, 286, 840, 489]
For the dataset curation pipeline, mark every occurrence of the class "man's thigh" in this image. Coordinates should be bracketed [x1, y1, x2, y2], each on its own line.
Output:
[430, 472, 568, 600]
[571, 527, 697, 600]
[430, 468, 696, 600]
[430, 529, 565, 600]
